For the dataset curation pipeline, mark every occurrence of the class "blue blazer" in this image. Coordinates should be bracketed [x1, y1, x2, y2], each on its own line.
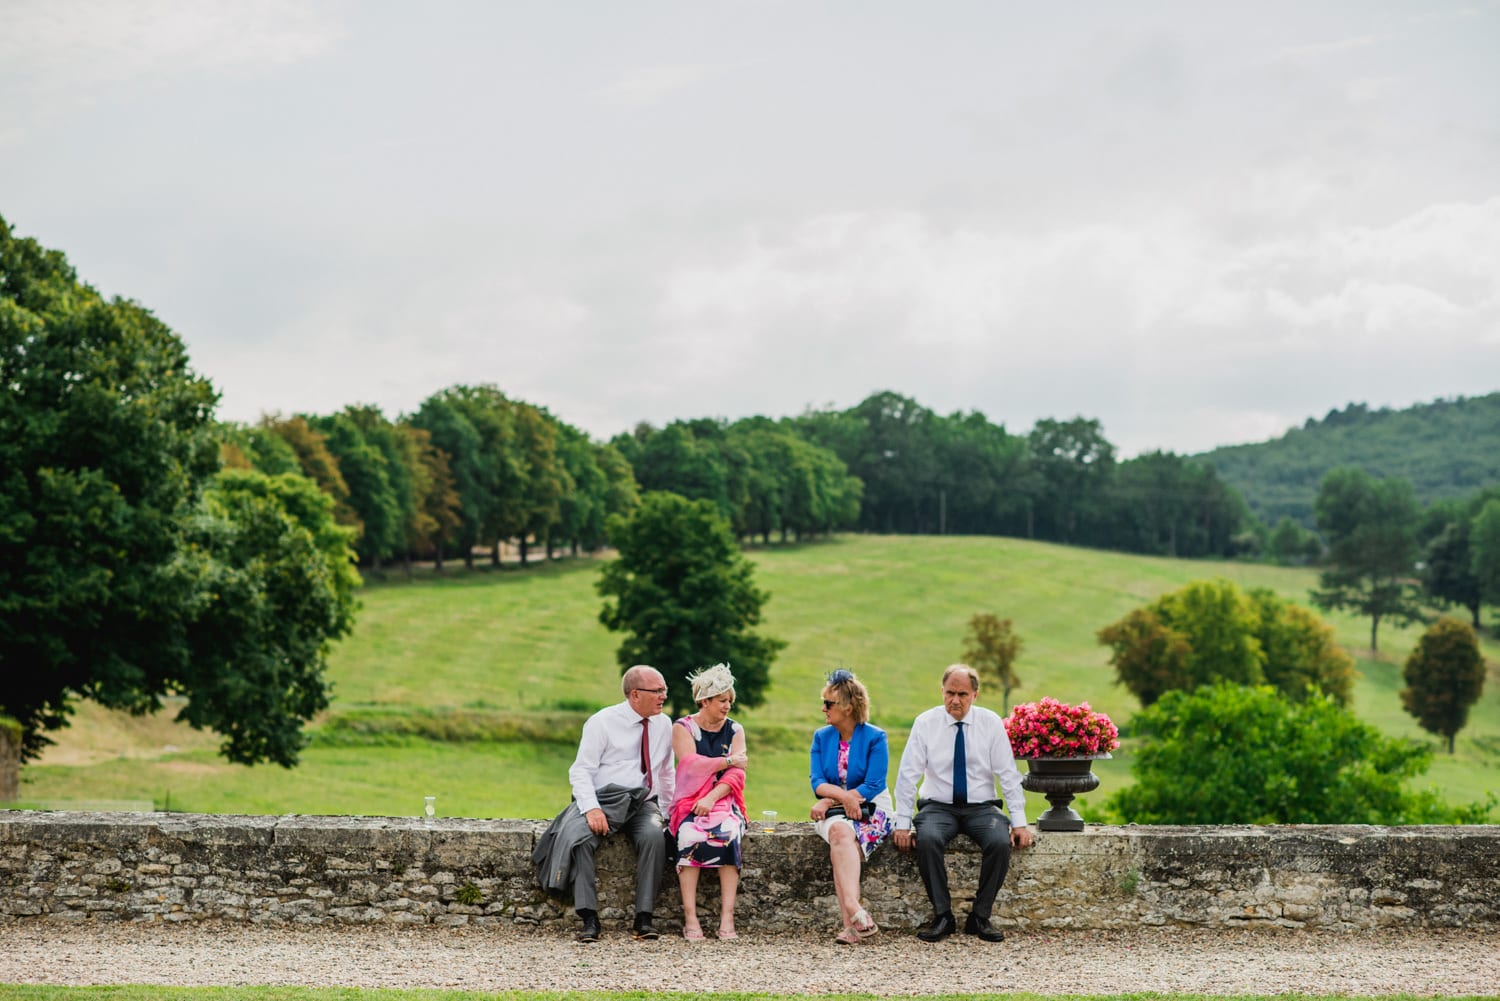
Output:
[809, 722, 889, 802]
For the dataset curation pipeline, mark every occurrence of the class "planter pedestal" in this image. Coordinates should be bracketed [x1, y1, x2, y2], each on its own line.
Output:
[1021, 755, 1109, 832]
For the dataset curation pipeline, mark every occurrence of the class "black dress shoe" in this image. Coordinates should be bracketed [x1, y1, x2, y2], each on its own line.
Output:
[577, 910, 601, 942]
[916, 912, 956, 942]
[632, 912, 659, 940]
[965, 913, 1005, 942]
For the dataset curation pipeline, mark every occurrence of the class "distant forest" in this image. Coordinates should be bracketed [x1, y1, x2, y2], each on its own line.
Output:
[1200, 393, 1500, 529]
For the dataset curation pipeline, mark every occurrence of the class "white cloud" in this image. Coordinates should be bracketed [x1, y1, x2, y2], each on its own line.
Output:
[651, 195, 1500, 453]
[595, 64, 715, 108]
[1273, 34, 1380, 63]
[0, 0, 342, 102]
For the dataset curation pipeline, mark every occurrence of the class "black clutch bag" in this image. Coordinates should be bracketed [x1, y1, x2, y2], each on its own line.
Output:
[824, 801, 877, 821]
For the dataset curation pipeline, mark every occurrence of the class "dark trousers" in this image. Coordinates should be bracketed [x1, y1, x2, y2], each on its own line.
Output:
[913, 799, 1012, 920]
[570, 799, 665, 914]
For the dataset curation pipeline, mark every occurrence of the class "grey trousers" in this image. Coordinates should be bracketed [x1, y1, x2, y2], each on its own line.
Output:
[913, 799, 1012, 920]
[570, 798, 666, 915]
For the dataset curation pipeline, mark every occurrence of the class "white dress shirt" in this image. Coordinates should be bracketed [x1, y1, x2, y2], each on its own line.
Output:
[894, 704, 1027, 830]
[568, 700, 675, 814]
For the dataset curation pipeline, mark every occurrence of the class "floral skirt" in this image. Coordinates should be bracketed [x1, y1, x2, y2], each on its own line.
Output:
[676, 807, 745, 869]
[815, 807, 894, 861]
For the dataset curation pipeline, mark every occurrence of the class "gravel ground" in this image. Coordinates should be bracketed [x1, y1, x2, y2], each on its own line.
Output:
[4, 920, 1499, 996]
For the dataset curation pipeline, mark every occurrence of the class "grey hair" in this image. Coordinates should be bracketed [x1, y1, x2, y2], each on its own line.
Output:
[942, 663, 980, 693]
[690, 663, 736, 704]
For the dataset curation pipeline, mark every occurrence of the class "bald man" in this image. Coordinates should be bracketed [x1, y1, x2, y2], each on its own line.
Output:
[535, 665, 675, 942]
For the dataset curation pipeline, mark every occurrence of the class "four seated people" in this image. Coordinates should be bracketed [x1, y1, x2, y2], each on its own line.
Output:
[537, 661, 1037, 942]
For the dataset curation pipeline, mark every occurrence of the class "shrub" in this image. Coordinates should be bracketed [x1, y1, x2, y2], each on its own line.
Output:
[1109, 683, 1492, 825]
[1098, 578, 1355, 707]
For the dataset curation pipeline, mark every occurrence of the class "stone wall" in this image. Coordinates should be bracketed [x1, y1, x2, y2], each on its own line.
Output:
[2, 811, 1497, 931]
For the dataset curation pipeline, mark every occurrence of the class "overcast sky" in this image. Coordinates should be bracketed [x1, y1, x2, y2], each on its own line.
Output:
[4, 1, 1498, 456]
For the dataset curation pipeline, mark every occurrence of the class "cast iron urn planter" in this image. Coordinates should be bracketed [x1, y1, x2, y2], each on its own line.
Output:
[1021, 754, 1111, 831]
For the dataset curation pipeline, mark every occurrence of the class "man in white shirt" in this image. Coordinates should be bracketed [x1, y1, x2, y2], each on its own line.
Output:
[553, 664, 675, 942]
[893, 664, 1033, 942]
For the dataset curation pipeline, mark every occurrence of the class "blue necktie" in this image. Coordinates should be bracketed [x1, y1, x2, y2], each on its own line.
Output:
[953, 721, 968, 805]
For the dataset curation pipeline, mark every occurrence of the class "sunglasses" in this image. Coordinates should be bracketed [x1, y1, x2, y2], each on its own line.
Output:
[822, 699, 838, 710]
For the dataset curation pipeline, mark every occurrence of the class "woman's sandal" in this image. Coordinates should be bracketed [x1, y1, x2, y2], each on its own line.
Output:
[682, 926, 706, 941]
[833, 926, 862, 945]
[852, 908, 879, 938]
[716, 928, 738, 940]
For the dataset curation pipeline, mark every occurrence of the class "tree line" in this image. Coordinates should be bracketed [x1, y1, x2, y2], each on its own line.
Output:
[219, 387, 1269, 576]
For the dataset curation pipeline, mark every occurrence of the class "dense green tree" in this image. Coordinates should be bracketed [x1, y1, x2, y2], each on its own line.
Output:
[1310, 467, 1423, 652]
[1098, 580, 1262, 706]
[961, 614, 1023, 712]
[511, 402, 567, 566]
[553, 423, 607, 557]
[1098, 579, 1353, 707]
[1110, 684, 1486, 824]
[408, 392, 486, 568]
[833, 392, 941, 533]
[311, 410, 403, 570]
[1027, 417, 1115, 545]
[440, 385, 525, 566]
[1423, 516, 1484, 628]
[614, 421, 734, 522]
[261, 414, 359, 531]
[1401, 617, 1487, 754]
[594, 441, 642, 540]
[1266, 516, 1321, 565]
[0, 214, 357, 764]
[597, 492, 785, 717]
[181, 470, 360, 764]
[930, 411, 1031, 537]
[1247, 588, 1356, 706]
[394, 423, 460, 571]
[218, 423, 300, 477]
[1472, 498, 1500, 613]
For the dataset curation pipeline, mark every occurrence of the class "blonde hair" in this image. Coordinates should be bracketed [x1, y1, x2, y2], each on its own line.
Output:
[822, 669, 870, 724]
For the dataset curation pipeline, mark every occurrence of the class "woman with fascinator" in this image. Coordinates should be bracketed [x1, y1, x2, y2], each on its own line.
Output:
[668, 663, 749, 940]
[810, 668, 894, 944]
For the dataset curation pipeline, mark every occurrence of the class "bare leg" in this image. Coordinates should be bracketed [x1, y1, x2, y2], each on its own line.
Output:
[717, 866, 740, 935]
[827, 823, 863, 927]
[677, 867, 702, 936]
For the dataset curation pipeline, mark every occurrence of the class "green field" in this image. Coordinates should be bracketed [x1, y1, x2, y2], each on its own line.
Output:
[15, 535, 1500, 821]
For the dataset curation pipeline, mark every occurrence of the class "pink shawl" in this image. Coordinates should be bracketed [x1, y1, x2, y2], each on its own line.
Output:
[668, 751, 746, 835]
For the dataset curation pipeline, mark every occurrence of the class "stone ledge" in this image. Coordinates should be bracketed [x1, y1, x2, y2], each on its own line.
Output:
[2, 811, 1496, 931]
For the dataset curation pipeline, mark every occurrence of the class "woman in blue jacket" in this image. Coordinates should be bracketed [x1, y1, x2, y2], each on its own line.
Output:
[809, 668, 895, 945]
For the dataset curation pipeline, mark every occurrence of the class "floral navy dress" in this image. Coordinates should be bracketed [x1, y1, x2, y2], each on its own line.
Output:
[674, 717, 746, 869]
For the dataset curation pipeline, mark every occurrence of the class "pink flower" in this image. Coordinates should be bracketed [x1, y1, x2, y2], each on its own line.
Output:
[1003, 697, 1119, 760]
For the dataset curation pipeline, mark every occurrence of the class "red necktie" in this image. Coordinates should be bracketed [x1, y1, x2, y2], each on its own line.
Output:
[640, 718, 652, 791]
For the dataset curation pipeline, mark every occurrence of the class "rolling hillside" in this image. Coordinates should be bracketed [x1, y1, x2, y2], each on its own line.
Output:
[16, 535, 1500, 819]
[1201, 392, 1500, 528]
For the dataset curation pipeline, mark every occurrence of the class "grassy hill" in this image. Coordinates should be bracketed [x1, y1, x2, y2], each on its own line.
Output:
[16, 535, 1500, 821]
[1201, 392, 1500, 528]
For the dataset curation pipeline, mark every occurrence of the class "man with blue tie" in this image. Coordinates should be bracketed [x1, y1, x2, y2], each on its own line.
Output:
[893, 664, 1032, 942]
